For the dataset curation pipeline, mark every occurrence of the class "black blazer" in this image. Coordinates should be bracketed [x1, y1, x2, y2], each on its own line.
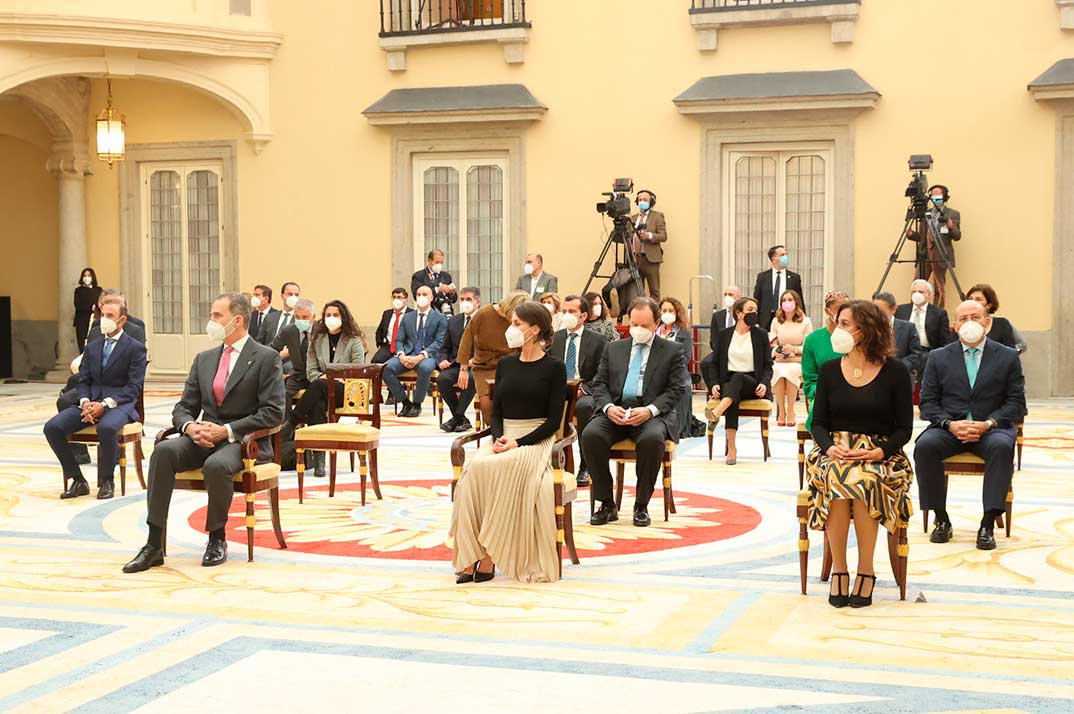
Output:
[753, 269, 805, 329]
[987, 317, 1018, 351]
[411, 268, 458, 314]
[550, 328, 607, 389]
[272, 325, 310, 387]
[87, 318, 146, 346]
[708, 308, 736, 351]
[250, 307, 280, 344]
[895, 302, 950, 350]
[438, 313, 471, 365]
[257, 309, 293, 345]
[589, 336, 686, 441]
[375, 306, 415, 349]
[919, 338, 1026, 433]
[714, 325, 774, 395]
[892, 318, 923, 375]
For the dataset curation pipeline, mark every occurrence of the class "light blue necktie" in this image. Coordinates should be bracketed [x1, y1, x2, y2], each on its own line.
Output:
[103, 338, 116, 368]
[566, 333, 578, 380]
[965, 347, 979, 419]
[623, 343, 645, 401]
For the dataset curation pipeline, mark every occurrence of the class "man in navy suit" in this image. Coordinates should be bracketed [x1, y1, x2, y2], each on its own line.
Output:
[914, 300, 1026, 551]
[44, 299, 148, 500]
[382, 285, 447, 418]
[436, 286, 480, 432]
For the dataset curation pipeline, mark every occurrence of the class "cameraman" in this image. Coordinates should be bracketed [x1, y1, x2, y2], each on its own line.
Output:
[907, 184, 960, 307]
[631, 190, 668, 299]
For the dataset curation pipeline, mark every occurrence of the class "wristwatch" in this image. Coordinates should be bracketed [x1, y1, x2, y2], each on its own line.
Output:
[986, 418, 998, 431]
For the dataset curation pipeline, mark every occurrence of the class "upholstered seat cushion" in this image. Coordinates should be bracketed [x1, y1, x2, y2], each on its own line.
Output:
[398, 370, 440, 380]
[739, 399, 773, 412]
[292, 389, 306, 401]
[73, 421, 143, 437]
[609, 439, 677, 454]
[944, 452, 986, 465]
[294, 423, 380, 443]
[176, 462, 281, 482]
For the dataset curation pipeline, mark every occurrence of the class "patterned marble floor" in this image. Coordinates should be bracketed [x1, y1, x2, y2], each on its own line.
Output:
[0, 382, 1072, 713]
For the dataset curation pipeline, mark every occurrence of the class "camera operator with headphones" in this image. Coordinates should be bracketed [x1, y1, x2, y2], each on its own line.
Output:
[631, 189, 668, 299]
[907, 184, 961, 307]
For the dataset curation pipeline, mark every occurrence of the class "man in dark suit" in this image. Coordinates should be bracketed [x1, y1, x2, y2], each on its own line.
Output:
[123, 292, 284, 573]
[582, 296, 686, 528]
[249, 284, 279, 345]
[873, 291, 923, 379]
[753, 245, 804, 331]
[411, 249, 458, 315]
[44, 299, 147, 500]
[383, 286, 448, 418]
[908, 184, 961, 307]
[699, 285, 741, 389]
[373, 287, 415, 364]
[257, 281, 300, 345]
[630, 190, 668, 299]
[914, 301, 1026, 551]
[514, 253, 559, 299]
[895, 280, 951, 380]
[271, 297, 324, 476]
[437, 287, 480, 433]
[551, 295, 607, 486]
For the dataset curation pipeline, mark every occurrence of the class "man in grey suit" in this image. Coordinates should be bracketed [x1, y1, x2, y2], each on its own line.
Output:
[382, 285, 448, 418]
[873, 292, 923, 379]
[514, 253, 558, 299]
[123, 292, 284, 573]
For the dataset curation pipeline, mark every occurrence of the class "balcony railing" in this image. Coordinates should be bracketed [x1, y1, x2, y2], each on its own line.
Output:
[690, 0, 859, 12]
[380, 0, 529, 37]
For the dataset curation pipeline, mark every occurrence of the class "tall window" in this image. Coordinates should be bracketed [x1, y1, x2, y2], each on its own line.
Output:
[415, 157, 508, 303]
[726, 148, 831, 317]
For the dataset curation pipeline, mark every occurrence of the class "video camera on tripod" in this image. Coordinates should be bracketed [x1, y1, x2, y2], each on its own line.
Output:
[596, 177, 635, 229]
[584, 177, 645, 310]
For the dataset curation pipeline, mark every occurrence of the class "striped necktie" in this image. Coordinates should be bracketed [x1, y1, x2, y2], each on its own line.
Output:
[566, 332, 578, 380]
[103, 338, 116, 367]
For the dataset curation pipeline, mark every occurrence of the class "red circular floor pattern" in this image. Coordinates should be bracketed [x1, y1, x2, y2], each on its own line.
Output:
[189, 480, 762, 560]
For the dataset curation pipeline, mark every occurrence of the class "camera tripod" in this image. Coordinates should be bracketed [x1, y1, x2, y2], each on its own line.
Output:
[582, 217, 645, 303]
[876, 200, 965, 305]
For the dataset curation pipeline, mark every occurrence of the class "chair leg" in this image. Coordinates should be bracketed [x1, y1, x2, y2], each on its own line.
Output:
[162, 522, 168, 558]
[329, 451, 337, 497]
[350, 451, 355, 473]
[358, 451, 368, 506]
[369, 448, 383, 500]
[820, 530, 832, 583]
[797, 438, 805, 490]
[564, 504, 580, 565]
[923, 509, 929, 533]
[897, 524, 908, 601]
[1005, 487, 1014, 537]
[614, 462, 624, 511]
[269, 486, 287, 549]
[589, 484, 595, 517]
[761, 416, 770, 461]
[887, 529, 898, 583]
[118, 443, 127, 496]
[245, 492, 256, 563]
[797, 499, 810, 595]
[1016, 440, 1023, 472]
[707, 428, 713, 461]
[297, 448, 306, 504]
[134, 438, 146, 489]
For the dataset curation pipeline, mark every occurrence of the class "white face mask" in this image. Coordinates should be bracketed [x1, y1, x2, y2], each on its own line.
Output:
[830, 327, 857, 355]
[523, 263, 535, 275]
[206, 315, 238, 343]
[431, 263, 443, 274]
[958, 320, 986, 344]
[591, 303, 603, 318]
[660, 312, 676, 326]
[324, 316, 343, 332]
[911, 291, 927, 306]
[723, 295, 735, 309]
[285, 295, 299, 309]
[543, 302, 556, 314]
[459, 299, 475, 315]
[416, 295, 431, 309]
[82, 276, 93, 287]
[99, 316, 118, 336]
[505, 325, 528, 349]
[250, 296, 262, 310]
[392, 298, 404, 311]
[629, 325, 654, 344]
[560, 312, 579, 331]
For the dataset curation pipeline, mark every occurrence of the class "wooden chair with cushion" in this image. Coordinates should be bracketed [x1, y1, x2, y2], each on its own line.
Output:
[395, 369, 440, 418]
[797, 489, 909, 601]
[294, 365, 383, 505]
[705, 398, 773, 462]
[65, 393, 146, 496]
[450, 379, 582, 578]
[157, 425, 287, 562]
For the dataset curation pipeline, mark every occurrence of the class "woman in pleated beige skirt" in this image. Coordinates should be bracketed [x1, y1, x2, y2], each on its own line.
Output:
[451, 302, 568, 584]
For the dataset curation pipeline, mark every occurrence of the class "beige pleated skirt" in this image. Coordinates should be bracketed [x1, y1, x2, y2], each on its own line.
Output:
[450, 418, 559, 583]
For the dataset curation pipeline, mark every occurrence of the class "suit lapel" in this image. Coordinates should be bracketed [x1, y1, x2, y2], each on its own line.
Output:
[223, 339, 257, 401]
[101, 333, 128, 376]
[970, 340, 996, 396]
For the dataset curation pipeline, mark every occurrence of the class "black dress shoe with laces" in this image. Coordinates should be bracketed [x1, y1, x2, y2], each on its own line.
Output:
[60, 479, 90, 500]
[633, 509, 651, 527]
[122, 545, 164, 573]
[440, 417, 459, 433]
[590, 502, 619, 526]
[452, 419, 473, 433]
[930, 521, 953, 544]
[575, 469, 591, 488]
[976, 527, 996, 551]
[96, 480, 115, 500]
[202, 537, 228, 567]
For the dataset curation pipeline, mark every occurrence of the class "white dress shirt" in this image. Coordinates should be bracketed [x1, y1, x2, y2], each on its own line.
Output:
[399, 309, 433, 359]
[529, 272, 544, 296]
[79, 329, 126, 410]
[274, 310, 293, 338]
[912, 305, 929, 348]
[727, 330, 754, 373]
[603, 335, 662, 418]
[771, 269, 787, 295]
[183, 333, 250, 443]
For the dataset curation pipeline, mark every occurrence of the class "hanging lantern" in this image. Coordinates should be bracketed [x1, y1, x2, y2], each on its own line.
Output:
[96, 79, 125, 167]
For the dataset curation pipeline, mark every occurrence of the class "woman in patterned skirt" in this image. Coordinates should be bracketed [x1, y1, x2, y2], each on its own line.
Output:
[806, 300, 914, 609]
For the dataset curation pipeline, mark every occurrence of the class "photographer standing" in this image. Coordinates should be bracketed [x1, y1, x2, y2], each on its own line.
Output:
[631, 190, 667, 299]
[907, 185, 960, 307]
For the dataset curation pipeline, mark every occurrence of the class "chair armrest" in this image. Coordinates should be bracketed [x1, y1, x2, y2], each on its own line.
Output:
[155, 426, 179, 444]
[450, 427, 493, 468]
[242, 424, 283, 462]
[551, 424, 577, 471]
[241, 424, 283, 445]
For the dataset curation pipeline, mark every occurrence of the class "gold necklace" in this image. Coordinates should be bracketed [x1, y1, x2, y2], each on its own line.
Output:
[844, 356, 864, 379]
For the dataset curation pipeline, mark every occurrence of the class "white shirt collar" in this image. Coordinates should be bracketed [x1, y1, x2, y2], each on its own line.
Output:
[103, 329, 124, 341]
[258, 307, 271, 315]
[567, 324, 584, 337]
[416, 307, 432, 317]
[961, 338, 986, 355]
[226, 333, 250, 354]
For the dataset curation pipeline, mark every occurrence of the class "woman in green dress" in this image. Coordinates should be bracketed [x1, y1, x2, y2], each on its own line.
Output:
[801, 290, 849, 432]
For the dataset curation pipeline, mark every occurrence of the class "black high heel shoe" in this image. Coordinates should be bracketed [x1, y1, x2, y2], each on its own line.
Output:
[456, 562, 478, 584]
[474, 562, 495, 583]
[849, 573, 876, 608]
[828, 572, 850, 608]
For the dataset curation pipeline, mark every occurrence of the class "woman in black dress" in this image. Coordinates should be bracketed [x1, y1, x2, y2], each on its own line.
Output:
[806, 300, 914, 609]
[966, 283, 1026, 353]
[73, 267, 102, 353]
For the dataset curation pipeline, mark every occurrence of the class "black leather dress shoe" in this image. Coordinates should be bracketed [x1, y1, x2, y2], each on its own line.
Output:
[633, 509, 651, 527]
[408, 405, 423, 418]
[440, 417, 459, 432]
[96, 480, 115, 500]
[590, 503, 619, 526]
[930, 522, 953, 544]
[122, 545, 164, 573]
[452, 419, 472, 433]
[202, 537, 228, 567]
[575, 469, 591, 488]
[60, 479, 90, 500]
[976, 527, 996, 551]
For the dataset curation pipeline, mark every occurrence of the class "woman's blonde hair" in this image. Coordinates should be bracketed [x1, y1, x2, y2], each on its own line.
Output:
[498, 290, 531, 319]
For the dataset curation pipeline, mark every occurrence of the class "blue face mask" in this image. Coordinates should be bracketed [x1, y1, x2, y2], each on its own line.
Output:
[294, 319, 311, 332]
[778, 254, 790, 268]
[931, 196, 944, 206]
[637, 201, 650, 212]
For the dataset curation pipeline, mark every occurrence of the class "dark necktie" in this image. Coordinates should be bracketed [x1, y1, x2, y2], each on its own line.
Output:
[300, 332, 309, 360]
[566, 333, 578, 379]
[416, 313, 426, 354]
[773, 271, 782, 307]
[103, 338, 116, 368]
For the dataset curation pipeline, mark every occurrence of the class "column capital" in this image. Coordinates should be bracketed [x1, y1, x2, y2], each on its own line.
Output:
[47, 141, 93, 177]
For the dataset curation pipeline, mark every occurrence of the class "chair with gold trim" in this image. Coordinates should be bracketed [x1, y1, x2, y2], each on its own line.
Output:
[157, 425, 287, 562]
[797, 489, 909, 601]
[395, 369, 440, 418]
[450, 379, 582, 578]
[294, 365, 382, 505]
[588, 437, 678, 522]
[796, 396, 812, 489]
[65, 393, 146, 496]
[705, 398, 773, 462]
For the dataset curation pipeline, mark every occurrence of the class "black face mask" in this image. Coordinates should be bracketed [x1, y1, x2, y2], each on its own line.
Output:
[743, 313, 759, 328]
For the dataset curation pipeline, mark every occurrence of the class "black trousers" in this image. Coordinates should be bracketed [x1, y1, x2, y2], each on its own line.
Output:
[914, 426, 1016, 514]
[700, 353, 718, 394]
[581, 412, 667, 511]
[57, 387, 90, 461]
[290, 379, 342, 426]
[436, 364, 476, 419]
[574, 394, 596, 470]
[371, 345, 393, 365]
[719, 371, 758, 431]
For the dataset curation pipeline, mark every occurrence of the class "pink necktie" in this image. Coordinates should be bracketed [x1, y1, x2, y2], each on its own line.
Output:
[213, 346, 234, 406]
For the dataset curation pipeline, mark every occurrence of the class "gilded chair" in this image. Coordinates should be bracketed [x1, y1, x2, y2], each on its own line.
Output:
[395, 369, 440, 418]
[294, 365, 383, 505]
[65, 393, 146, 496]
[705, 398, 773, 462]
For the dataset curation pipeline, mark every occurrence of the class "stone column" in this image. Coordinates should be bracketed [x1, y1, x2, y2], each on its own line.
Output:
[44, 146, 91, 383]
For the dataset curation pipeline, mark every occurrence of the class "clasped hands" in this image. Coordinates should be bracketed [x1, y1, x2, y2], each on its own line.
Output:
[491, 436, 518, 454]
[948, 419, 991, 444]
[826, 444, 884, 462]
[79, 401, 105, 424]
[186, 421, 229, 448]
[398, 354, 424, 369]
[606, 405, 652, 426]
